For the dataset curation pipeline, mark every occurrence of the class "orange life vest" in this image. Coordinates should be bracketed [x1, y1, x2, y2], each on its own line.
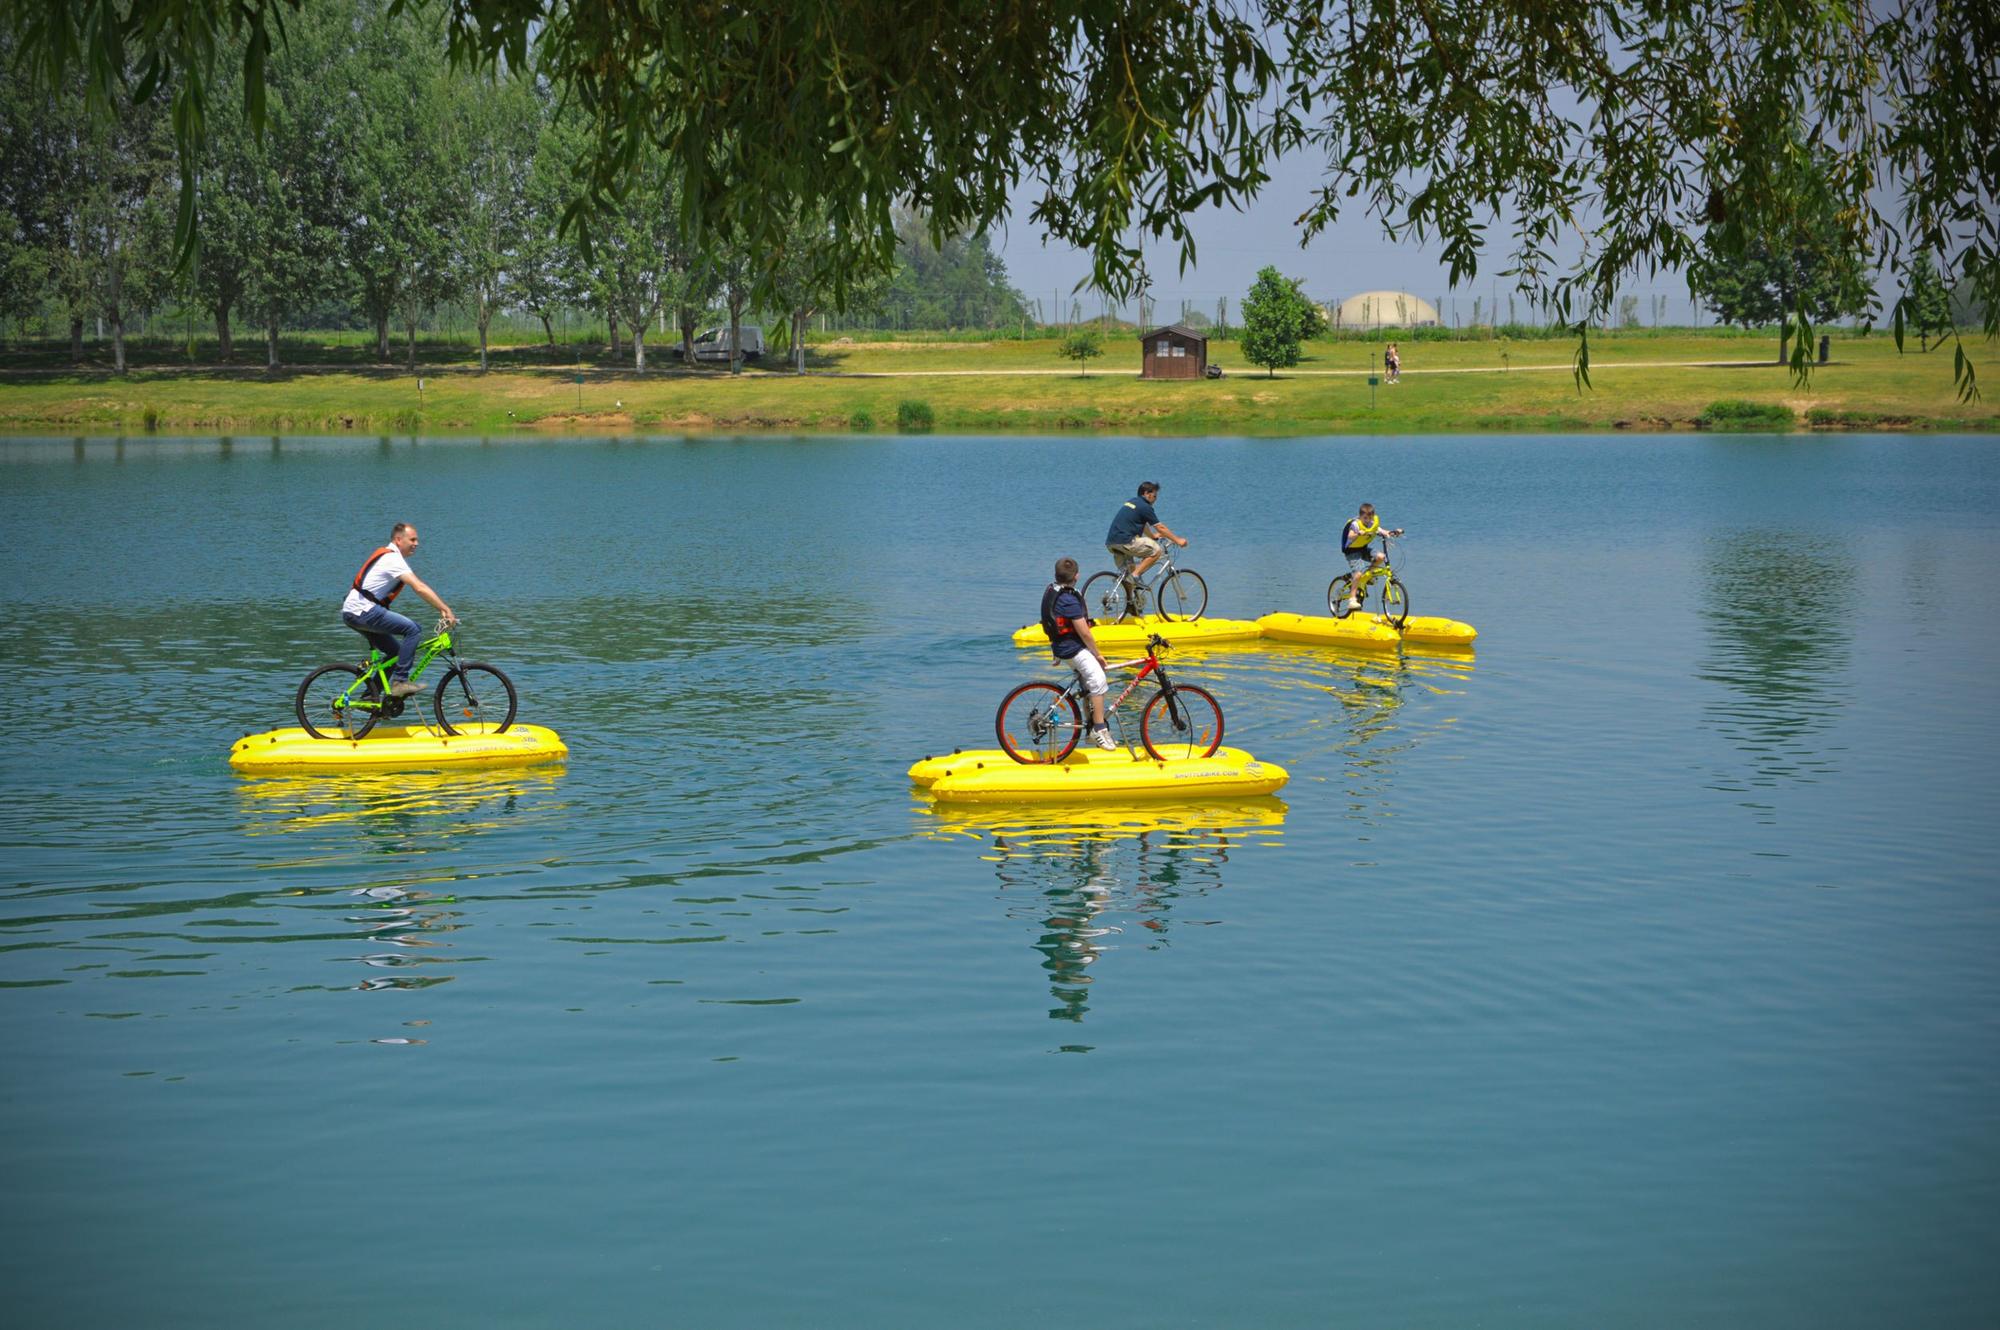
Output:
[352, 546, 405, 606]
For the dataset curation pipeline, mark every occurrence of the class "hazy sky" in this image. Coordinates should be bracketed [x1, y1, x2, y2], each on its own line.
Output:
[989, 151, 1717, 328]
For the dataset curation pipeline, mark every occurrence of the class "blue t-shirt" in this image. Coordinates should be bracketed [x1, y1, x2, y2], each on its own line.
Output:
[1045, 585, 1088, 660]
[1106, 494, 1159, 545]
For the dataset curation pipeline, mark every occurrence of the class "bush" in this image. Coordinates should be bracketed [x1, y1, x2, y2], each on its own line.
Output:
[849, 410, 875, 432]
[896, 399, 935, 433]
[1697, 399, 1794, 431]
[141, 407, 160, 432]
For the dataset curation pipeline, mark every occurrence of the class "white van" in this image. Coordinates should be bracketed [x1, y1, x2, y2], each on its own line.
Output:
[687, 325, 765, 362]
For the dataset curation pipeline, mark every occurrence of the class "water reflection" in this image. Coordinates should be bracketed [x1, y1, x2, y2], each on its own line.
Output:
[1697, 532, 1852, 796]
[922, 800, 1284, 1027]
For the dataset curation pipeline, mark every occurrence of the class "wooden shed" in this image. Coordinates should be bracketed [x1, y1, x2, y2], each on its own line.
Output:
[1139, 324, 1209, 379]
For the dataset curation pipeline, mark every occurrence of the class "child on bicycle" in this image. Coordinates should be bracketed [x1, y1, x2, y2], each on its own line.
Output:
[1339, 502, 1403, 613]
[1042, 557, 1118, 750]
[1104, 480, 1189, 616]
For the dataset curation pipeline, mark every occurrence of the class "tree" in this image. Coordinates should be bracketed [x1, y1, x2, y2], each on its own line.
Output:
[452, 74, 538, 370]
[1906, 253, 1952, 351]
[1240, 265, 1314, 377]
[1688, 138, 1872, 364]
[514, 105, 588, 352]
[13, 1, 2000, 396]
[1057, 329, 1103, 376]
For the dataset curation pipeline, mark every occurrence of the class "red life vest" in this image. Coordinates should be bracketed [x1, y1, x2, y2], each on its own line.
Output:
[352, 546, 406, 606]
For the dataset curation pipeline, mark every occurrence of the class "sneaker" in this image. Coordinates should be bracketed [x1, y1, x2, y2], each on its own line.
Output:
[1344, 597, 1361, 611]
[389, 679, 423, 698]
[1091, 727, 1118, 751]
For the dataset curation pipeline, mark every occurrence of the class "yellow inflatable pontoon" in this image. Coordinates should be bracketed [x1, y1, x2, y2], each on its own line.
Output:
[910, 745, 1288, 803]
[230, 723, 568, 775]
[1010, 615, 1264, 651]
[1254, 612, 1401, 650]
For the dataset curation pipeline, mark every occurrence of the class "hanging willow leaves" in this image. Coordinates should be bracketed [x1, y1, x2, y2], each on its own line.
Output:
[6, 0, 1994, 397]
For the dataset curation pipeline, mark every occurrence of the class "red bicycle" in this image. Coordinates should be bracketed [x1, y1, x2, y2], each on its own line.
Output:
[996, 634, 1224, 764]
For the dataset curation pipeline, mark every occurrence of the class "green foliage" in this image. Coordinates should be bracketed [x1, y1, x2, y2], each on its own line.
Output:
[1057, 328, 1104, 375]
[848, 411, 874, 431]
[1240, 266, 1313, 376]
[1906, 253, 1952, 348]
[869, 214, 1026, 329]
[895, 399, 935, 432]
[1688, 135, 1872, 372]
[1697, 400, 1795, 431]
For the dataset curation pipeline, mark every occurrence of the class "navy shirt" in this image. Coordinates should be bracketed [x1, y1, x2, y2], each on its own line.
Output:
[1044, 584, 1089, 660]
[1106, 494, 1159, 545]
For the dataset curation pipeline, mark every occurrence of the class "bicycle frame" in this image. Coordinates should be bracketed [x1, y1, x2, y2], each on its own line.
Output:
[1052, 644, 1182, 747]
[1350, 536, 1396, 595]
[336, 627, 457, 714]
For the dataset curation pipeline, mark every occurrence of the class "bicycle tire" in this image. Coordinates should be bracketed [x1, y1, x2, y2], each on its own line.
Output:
[434, 662, 518, 735]
[1157, 569, 1208, 621]
[1379, 577, 1411, 629]
[1140, 684, 1224, 761]
[296, 663, 379, 740]
[1328, 573, 1357, 618]
[1080, 571, 1129, 623]
[996, 680, 1082, 764]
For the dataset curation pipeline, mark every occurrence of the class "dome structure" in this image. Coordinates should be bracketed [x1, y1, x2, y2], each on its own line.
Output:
[1328, 291, 1440, 330]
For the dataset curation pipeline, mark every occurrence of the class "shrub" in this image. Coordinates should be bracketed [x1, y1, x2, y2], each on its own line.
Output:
[141, 407, 160, 432]
[849, 410, 874, 431]
[1697, 399, 1794, 431]
[896, 399, 935, 433]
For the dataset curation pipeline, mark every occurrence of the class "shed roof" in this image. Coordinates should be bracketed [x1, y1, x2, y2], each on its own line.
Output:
[1139, 323, 1209, 342]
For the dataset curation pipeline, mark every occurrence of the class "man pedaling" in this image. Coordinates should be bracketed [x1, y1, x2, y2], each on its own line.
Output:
[340, 522, 457, 698]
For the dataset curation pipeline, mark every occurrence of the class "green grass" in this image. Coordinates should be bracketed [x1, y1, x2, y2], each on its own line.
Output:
[1, 332, 1994, 436]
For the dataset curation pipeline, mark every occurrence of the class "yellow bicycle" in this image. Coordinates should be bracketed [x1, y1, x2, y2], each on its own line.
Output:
[1329, 534, 1411, 628]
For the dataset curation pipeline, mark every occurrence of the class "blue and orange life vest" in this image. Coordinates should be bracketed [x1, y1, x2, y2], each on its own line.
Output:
[1040, 582, 1079, 646]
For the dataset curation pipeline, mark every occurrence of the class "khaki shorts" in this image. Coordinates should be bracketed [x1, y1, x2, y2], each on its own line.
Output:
[1107, 536, 1161, 571]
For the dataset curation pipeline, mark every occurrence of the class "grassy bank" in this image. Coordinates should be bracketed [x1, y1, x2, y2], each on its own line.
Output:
[1, 332, 1993, 436]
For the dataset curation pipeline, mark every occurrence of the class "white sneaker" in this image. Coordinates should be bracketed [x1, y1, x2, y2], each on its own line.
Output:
[1091, 727, 1118, 751]
[1343, 597, 1360, 611]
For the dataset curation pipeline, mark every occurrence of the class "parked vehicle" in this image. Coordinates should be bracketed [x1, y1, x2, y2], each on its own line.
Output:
[687, 325, 765, 362]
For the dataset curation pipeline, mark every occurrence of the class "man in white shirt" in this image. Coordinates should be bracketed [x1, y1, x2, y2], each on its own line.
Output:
[340, 522, 457, 697]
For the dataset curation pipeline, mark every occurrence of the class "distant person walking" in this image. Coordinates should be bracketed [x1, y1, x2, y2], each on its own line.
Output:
[1384, 342, 1401, 384]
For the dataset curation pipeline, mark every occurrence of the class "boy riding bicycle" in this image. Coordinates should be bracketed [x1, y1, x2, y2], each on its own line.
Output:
[1042, 557, 1118, 750]
[1339, 502, 1404, 612]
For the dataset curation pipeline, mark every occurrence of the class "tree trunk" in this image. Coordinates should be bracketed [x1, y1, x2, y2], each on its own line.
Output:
[633, 324, 647, 372]
[267, 314, 281, 369]
[407, 320, 417, 370]
[111, 310, 126, 374]
[478, 306, 491, 371]
[607, 312, 621, 356]
[679, 307, 697, 365]
[215, 305, 234, 360]
[728, 300, 743, 375]
[69, 317, 83, 363]
[375, 312, 390, 362]
[540, 312, 555, 346]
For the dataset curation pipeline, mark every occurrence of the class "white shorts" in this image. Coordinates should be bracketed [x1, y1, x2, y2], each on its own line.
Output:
[1065, 651, 1108, 697]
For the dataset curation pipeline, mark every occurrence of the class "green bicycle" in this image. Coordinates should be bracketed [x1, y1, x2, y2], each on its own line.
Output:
[1329, 534, 1411, 628]
[294, 620, 517, 740]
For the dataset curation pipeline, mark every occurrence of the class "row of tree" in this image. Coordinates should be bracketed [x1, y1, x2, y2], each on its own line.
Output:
[0, 1, 1029, 374]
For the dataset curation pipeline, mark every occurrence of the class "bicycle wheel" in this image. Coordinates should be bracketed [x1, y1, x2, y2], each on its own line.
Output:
[296, 663, 379, 740]
[1080, 571, 1129, 623]
[996, 681, 1082, 764]
[1156, 569, 1208, 621]
[1378, 577, 1411, 629]
[1328, 573, 1358, 618]
[1140, 684, 1224, 761]
[434, 662, 518, 735]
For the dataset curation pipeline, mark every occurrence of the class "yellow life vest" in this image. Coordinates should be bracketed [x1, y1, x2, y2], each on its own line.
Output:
[1343, 514, 1380, 553]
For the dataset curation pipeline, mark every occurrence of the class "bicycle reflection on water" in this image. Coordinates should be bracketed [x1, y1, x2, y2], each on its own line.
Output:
[921, 802, 1286, 1026]
[234, 770, 565, 1006]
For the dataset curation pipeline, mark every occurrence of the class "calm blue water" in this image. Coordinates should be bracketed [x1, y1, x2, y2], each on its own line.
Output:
[2, 434, 1997, 1327]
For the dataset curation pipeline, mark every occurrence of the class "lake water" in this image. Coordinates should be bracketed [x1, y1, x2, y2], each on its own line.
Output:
[2, 433, 1997, 1328]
